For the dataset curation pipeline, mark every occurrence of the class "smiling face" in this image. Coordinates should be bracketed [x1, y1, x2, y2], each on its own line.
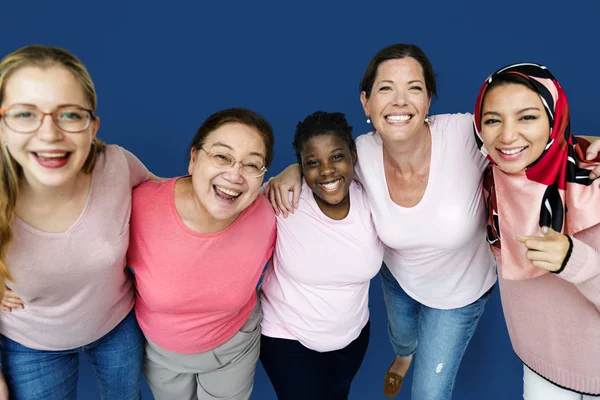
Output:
[300, 134, 356, 217]
[0, 65, 98, 189]
[360, 57, 431, 143]
[480, 83, 551, 174]
[188, 122, 267, 225]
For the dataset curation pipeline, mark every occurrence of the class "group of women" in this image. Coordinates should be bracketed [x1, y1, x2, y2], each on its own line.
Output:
[0, 42, 597, 400]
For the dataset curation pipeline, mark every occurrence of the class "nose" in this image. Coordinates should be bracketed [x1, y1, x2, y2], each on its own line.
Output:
[393, 89, 408, 106]
[221, 161, 245, 182]
[498, 120, 519, 144]
[36, 114, 63, 142]
[319, 160, 335, 177]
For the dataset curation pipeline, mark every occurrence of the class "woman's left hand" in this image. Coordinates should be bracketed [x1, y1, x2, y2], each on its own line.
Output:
[580, 136, 600, 179]
[515, 227, 571, 272]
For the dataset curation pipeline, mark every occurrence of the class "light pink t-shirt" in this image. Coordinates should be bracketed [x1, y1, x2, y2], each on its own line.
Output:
[1, 145, 149, 350]
[129, 177, 276, 354]
[496, 225, 600, 394]
[261, 180, 383, 352]
[355, 113, 496, 309]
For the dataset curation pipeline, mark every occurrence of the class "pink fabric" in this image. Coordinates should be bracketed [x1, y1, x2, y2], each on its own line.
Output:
[354, 113, 497, 309]
[129, 177, 276, 354]
[260, 179, 383, 352]
[497, 224, 600, 394]
[1, 145, 148, 350]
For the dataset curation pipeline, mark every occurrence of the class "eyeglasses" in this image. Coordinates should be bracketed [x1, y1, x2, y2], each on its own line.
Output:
[0, 104, 96, 133]
[200, 147, 267, 178]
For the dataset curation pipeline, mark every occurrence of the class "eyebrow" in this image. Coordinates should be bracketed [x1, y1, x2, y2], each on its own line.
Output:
[303, 147, 346, 158]
[9, 102, 88, 109]
[375, 79, 424, 85]
[210, 142, 265, 159]
[482, 107, 541, 117]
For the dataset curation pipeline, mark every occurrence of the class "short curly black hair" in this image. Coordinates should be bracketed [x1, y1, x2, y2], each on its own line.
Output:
[292, 111, 355, 166]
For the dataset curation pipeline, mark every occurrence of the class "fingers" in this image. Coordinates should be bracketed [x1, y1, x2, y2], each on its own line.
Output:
[273, 186, 288, 218]
[529, 260, 556, 272]
[589, 165, 600, 180]
[292, 182, 301, 209]
[2, 288, 24, 310]
[2, 298, 23, 309]
[0, 306, 12, 312]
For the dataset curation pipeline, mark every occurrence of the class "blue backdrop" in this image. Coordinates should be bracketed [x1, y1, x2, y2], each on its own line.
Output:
[1, 0, 597, 398]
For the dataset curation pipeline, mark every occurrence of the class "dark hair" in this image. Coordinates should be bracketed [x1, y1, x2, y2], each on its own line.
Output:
[482, 73, 547, 120]
[292, 111, 355, 166]
[188, 108, 274, 168]
[360, 44, 437, 100]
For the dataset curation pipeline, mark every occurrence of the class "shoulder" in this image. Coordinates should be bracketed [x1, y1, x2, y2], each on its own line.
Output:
[430, 113, 473, 133]
[246, 194, 276, 225]
[133, 177, 174, 201]
[356, 131, 380, 150]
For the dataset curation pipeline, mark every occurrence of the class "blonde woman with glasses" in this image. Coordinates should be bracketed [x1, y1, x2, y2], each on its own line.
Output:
[127, 108, 277, 400]
[0, 45, 155, 399]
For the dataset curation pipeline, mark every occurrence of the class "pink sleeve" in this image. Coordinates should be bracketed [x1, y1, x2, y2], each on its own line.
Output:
[559, 224, 600, 311]
[120, 146, 150, 188]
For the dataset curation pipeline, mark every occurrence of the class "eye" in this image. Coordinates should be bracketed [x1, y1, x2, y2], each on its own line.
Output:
[332, 153, 345, 161]
[378, 85, 392, 92]
[212, 153, 233, 165]
[8, 109, 37, 119]
[243, 163, 261, 172]
[409, 86, 423, 91]
[483, 118, 500, 125]
[520, 115, 538, 121]
[57, 110, 85, 121]
[304, 160, 319, 167]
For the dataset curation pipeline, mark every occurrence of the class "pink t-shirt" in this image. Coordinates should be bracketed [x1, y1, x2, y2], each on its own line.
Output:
[355, 113, 497, 309]
[129, 177, 276, 354]
[0, 145, 149, 350]
[261, 180, 383, 352]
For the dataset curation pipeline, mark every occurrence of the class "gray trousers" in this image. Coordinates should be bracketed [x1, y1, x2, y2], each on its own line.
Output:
[144, 303, 262, 400]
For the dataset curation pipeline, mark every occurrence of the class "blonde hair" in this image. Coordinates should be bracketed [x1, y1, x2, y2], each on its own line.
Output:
[0, 45, 106, 296]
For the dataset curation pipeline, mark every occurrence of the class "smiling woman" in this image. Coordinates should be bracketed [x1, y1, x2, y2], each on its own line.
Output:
[127, 108, 277, 400]
[0, 45, 151, 400]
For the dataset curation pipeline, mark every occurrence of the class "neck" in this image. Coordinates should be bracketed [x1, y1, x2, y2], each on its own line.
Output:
[313, 193, 350, 221]
[184, 178, 239, 234]
[381, 123, 431, 175]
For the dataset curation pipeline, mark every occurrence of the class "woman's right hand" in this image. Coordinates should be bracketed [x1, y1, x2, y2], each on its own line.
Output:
[1, 288, 23, 312]
[263, 164, 302, 217]
[0, 371, 9, 400]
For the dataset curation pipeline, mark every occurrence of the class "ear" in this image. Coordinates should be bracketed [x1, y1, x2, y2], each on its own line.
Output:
[351, 149, 358, 165]
[188, 147, 198, 175]
[360, 91, 369, 117]
[91, 117, 100, 140]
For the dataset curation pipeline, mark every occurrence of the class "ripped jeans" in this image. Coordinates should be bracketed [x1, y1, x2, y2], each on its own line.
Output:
[381, 264, 491, 400]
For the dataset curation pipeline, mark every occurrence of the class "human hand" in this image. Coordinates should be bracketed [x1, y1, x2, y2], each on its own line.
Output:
[515, 227, 571, 272]
[264, 164, 302, 217]
[1, 287, 24, 312]
[583, 136, 600, 179]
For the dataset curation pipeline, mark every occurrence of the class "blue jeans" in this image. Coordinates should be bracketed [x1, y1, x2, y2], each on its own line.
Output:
[0, 309, 144, 400]
[381, 264, 491, 400]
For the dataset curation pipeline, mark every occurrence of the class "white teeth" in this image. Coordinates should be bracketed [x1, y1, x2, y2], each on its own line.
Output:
[499, 147, 526, 155]
[385, 115, 411, 122]
[215, 185, 241, 197]
[37, 152, 67, 158]
[320, 179, 341, 191]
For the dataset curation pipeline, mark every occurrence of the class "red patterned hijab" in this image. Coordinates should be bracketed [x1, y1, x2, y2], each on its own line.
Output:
[473, 63, 600, 280]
